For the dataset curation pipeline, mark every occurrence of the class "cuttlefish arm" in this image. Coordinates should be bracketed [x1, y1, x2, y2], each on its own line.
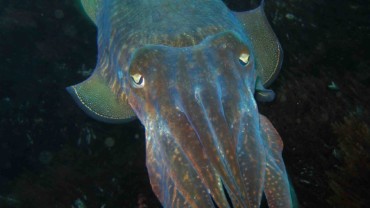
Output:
[260, 115, 293, 207]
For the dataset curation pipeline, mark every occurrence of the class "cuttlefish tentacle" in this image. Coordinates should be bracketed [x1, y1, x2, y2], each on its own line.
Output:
[146, 119, 214, 208]
[260, 115, 293, 208]
[178, 73, 247, 207]
[141, 48, 232, 207]
[174, 42, 254, 207]
[220, 43, 269, 207]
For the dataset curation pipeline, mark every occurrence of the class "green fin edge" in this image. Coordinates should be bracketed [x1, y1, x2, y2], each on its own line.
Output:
[80, 0, 100, 24]
[234, 0, 283, 87]
[66, 71, 136, 123]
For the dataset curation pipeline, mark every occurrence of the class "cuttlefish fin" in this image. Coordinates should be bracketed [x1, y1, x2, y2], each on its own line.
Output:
[66, 71, 136, 123]
[233, 0, 283, 88]
[79, 0, 101, 25]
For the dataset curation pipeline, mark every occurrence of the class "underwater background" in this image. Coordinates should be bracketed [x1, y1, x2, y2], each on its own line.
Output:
[0, 0, 369, 207]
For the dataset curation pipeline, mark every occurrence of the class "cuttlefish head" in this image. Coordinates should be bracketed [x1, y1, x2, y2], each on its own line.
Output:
[125, 31, 269, 207]
[127, 31, 255, 123]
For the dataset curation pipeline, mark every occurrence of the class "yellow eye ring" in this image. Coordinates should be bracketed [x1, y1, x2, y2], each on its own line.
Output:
[130, 73, 145, 88]
[239, 52, 250, 66]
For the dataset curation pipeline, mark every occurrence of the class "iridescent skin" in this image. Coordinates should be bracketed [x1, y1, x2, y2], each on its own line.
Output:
[67, 0, 293, 207]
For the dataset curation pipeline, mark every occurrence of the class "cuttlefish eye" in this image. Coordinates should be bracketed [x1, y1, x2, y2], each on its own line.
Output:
[130, 73, 145, 88]
[239, 52, 250, 66]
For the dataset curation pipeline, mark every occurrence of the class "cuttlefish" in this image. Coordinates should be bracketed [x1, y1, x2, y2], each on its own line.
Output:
[67, 0, 293, 207]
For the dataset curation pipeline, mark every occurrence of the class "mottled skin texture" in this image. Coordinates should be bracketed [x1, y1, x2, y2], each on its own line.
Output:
[68, 0, 293, 207]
